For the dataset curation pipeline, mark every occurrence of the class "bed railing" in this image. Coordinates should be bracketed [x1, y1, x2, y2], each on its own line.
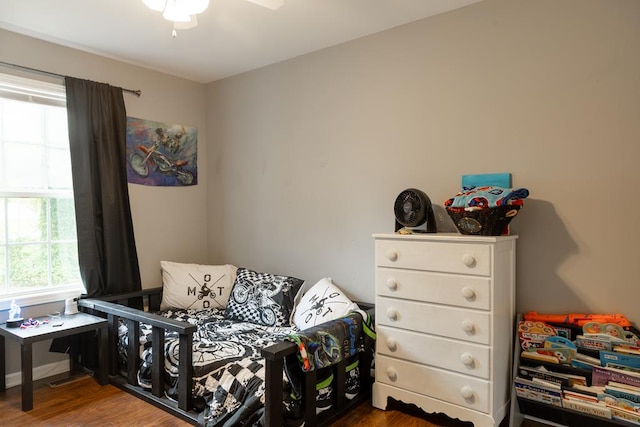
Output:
[79, 288, 200, 424]
[78, 289, 374, 427]
[262, 328, 374, 427]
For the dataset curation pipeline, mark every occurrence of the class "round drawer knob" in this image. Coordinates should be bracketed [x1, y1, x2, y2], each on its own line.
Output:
[386, 338, 398, 352]
[462, 254, 476, 267]
[386, 367, 398, 381]
[461, 320, 476, 334]
[460, 353, 475, 367]
[386, 278, 398, 291]
[461, 286, 476, 300]
[387, 249, 398, 262]
[460, 386, 474, 400]
[386, 307, 399, 321]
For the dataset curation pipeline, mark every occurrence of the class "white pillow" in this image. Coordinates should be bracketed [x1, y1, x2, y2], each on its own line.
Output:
[160, 261, 237, 310]
[292, 278, 359, 329]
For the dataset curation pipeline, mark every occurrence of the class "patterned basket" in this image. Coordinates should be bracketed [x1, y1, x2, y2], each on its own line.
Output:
[446, 205, 521, 236]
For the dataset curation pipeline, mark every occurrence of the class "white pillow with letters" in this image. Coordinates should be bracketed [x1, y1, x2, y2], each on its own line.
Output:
[292, 278, 359, 329]
[160, 261, 237, 311]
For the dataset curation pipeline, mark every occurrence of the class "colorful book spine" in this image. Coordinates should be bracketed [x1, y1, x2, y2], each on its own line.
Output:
[515, 377, 563, 407]
[518, 366, 569, 387]
[608, 405, 640, 425]
[592, 366, 640, 388]
[562, 399, 612, 419]
[576, 335, 612, 351]
[605, 387, 640, 404]
[614, 346, 640, 356]
[600, 351, 640, 370]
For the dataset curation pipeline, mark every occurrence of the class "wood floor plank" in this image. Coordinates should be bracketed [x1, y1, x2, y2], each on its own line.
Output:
[0, 376, 191, 426]
[0, 375, 526, 426]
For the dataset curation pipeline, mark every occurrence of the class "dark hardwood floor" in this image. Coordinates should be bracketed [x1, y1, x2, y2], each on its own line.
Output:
[0, 374, 189, 426]
[0, 375, 544, 426]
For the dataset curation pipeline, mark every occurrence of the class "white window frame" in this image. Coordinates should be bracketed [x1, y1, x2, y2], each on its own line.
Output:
[0, 73, 85, 310]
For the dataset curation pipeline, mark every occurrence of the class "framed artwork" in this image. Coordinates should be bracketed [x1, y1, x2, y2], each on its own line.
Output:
[126, 117, 197, 186]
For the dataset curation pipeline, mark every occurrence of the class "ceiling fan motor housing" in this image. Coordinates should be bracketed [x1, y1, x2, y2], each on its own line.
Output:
[393, 188, 437, 233]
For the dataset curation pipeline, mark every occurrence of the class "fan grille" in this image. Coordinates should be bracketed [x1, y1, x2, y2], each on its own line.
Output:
[394, 189, 428, 227]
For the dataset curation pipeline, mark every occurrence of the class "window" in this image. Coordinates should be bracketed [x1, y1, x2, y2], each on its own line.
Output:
[0, 73, 84, 303]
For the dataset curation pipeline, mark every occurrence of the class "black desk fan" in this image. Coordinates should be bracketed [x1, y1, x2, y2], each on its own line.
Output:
[394, 188, 437, 233]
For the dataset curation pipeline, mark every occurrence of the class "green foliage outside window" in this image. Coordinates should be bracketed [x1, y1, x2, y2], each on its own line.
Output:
[2, 197, 80, 292]
[0, 74, 82, 295]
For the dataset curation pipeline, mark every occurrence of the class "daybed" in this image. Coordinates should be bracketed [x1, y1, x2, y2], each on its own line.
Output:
[78, 263, 375, 427]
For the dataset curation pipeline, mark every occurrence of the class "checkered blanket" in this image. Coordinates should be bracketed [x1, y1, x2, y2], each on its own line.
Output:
[118, 308, 370, 426]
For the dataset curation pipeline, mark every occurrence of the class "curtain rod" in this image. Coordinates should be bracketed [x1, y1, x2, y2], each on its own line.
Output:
[0, 61, 142, 97]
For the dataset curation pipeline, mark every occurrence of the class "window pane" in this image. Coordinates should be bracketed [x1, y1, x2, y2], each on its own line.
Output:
[0, 143, 3, 188]
[0, 74, 78, 298]
[0, 246, 5, 289]
[8, 243, 48, 289]
[0, 198, 5, 243]
[47, 147, 73, 189]
[7, 198, 47, 243]
[2, 99, 43, 144]
[51, 197, 76, 240]
[51, 242, 81, 286]
[45, 106, 68, 148]
[4, 142, 46, 189]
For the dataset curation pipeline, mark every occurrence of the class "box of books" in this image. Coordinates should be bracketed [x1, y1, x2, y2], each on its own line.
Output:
[515, 312, 640, 427]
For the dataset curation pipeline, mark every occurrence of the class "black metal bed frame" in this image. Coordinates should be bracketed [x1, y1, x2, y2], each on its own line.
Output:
[78, 288, 374, 426]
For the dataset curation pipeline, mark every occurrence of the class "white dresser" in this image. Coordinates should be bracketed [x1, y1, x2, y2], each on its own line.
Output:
[372, 233, 517, 427]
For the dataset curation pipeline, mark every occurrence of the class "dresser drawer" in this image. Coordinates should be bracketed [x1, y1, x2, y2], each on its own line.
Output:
[376, 354, 490, 413]
[376, 297, 490, 345]
[376, 325, 490, 378]
[375, 239, 490, 276]
[376, 267, 491, 310]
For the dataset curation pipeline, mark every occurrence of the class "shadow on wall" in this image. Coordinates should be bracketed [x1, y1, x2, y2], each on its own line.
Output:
[433, 205, 459, 233]
[511, 199, 584, 314]
[386, 198, 585, 316]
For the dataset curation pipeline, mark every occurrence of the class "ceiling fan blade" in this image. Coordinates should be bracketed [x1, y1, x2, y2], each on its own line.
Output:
[246, 0, 284, 10]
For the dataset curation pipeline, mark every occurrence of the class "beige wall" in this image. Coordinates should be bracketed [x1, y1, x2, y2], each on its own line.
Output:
[0, 29, 208, 374]
[206, 0, 640, 322]
[1, 29, 209, 288]
[1, 0, 639, 378]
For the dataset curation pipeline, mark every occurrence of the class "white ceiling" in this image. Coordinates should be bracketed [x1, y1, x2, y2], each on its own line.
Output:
[0, 0, 482, 84]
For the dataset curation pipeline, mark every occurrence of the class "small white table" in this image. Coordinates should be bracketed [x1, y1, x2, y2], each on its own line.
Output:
[0, 312, 108, 411]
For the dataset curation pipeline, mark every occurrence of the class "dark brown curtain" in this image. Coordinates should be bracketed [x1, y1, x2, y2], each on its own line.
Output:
[65, 77, 141, 297]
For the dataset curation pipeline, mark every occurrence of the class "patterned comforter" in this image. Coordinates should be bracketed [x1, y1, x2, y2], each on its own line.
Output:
[118, 308, 372, 427]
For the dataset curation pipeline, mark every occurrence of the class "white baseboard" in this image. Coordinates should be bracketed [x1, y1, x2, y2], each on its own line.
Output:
[4, 357, 70, 389]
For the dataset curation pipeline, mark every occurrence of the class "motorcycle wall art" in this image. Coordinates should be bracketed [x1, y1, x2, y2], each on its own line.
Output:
[126, 117, 197, 186]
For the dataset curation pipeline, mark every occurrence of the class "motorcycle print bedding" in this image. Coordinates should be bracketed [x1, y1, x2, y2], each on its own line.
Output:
[117, 307, 373, 426]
